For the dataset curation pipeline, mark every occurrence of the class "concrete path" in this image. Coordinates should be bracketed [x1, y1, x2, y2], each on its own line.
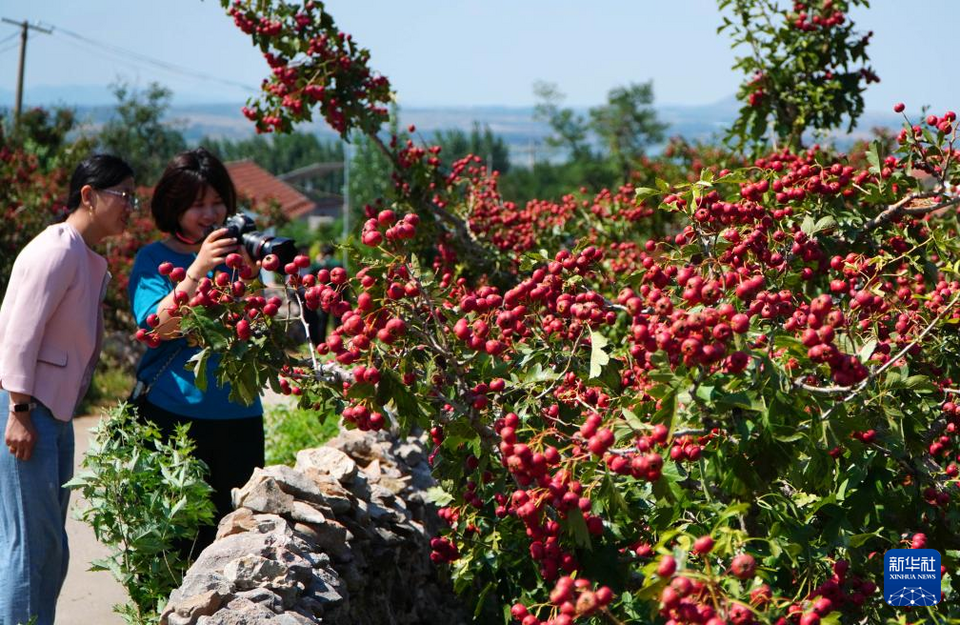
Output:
[56, 414, 126, 625]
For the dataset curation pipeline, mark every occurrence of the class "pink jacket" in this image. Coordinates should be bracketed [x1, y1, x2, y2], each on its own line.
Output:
[0, 222, 109, 421]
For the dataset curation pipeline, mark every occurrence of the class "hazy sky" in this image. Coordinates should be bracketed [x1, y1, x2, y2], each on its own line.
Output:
[0, 1, 955, 111]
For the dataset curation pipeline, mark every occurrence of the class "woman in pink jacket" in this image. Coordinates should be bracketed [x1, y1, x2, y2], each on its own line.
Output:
[0, 154, 136, 625]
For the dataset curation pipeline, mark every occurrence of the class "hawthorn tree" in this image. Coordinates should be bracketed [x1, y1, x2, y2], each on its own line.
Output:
[720, 0, 877, 153]
[138, 2, 960, 623]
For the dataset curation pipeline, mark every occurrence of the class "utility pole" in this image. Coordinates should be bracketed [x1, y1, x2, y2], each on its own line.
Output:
[341, 141, 352, 272]
[2, 18, 51, 126]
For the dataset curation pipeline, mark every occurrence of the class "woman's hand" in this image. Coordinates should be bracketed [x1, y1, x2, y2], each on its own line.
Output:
[5, 410, 37, 461]
[190, 228, 238, 277]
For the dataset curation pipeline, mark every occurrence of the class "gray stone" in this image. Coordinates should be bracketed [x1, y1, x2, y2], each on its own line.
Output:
[366, 500, 398, 524]
[408, 461, 434, 493]
[169, 571, 233, 605]
[232, 475, 296, 516]
[216, 508, 259, 539]
[347, 472, 372, 502]
[372, 526, 403, 546]
[299, 469, 354, 514]
[360, 458, 382, 481]
[161, 590, 226, 625]
[275, 612, 316, 625]
[260, 465, 332, 508]
[190, 532, 276, 576]
[224, 555, 291, 590]
[369, 483, 396, 506]
[292, 519, 351, 561]
[377, 475, 410, 496]
[289, 500, 326, 525]
[295, 447, 357, 484]
[308, 566, 346, 605]
[394, 442, 424, 467]
[199, 597, 279, 624]
[235, 588, 283, 614]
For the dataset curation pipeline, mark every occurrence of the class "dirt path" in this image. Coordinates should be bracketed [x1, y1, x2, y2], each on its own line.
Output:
[56, 414, 126, 625]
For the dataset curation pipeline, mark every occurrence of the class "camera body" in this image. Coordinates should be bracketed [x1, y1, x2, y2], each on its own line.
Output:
[217, 214, 297, 267]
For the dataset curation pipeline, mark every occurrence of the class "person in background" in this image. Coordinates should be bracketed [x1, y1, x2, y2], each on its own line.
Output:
[0, 154, 136, 625]
[127, 147, 263, 555]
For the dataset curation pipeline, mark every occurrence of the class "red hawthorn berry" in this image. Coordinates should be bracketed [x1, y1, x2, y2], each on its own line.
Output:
[693, 535, 715, 554]
[893, 102, 905, 113]
[261, 254, 279, 272]
[657, 554, 677, 577]
[595, 586, 613, 606]
[158, 261, 174, 276]
[730, 313, 750, 333]
[799, 613, 821, 625]
[730, 553, 757, 579]
[660, 585, 680, 608]
[169, 266, 186, 282]
[226, 253, 244, 269]
[236, 319, 251, 341]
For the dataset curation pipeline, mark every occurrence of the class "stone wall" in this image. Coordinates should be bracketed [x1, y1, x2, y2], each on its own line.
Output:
[160, 429, 469, 625]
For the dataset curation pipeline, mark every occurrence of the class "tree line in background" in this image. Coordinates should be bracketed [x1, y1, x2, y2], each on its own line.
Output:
[1, 73, 674, 243]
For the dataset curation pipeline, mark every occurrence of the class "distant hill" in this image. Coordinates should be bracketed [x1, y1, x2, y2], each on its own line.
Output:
[1, 85, 904, 163]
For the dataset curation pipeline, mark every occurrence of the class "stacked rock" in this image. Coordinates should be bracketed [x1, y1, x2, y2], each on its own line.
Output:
[160, 429, 467, 625]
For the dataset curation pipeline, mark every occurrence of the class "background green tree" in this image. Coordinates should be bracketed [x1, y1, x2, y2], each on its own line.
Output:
[720, 0, 876, 152]
[97, 81, 187, 185]
[432, 122, 511, 174]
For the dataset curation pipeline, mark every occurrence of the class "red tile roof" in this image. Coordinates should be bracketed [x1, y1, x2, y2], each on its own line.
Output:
[225, 160, 316, 219]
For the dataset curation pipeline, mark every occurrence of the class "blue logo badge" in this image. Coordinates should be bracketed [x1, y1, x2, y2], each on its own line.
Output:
[884, 549, 941, 606]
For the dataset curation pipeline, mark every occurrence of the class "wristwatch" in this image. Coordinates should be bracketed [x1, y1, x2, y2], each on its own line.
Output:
[11, 402, 36, 413]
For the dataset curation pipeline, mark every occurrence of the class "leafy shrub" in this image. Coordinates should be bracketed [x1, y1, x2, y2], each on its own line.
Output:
[67, 403, 215, 625]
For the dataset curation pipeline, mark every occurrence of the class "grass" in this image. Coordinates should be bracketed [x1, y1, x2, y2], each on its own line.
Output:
[76, 360, 136, 415]
[264, 402, 341, 466]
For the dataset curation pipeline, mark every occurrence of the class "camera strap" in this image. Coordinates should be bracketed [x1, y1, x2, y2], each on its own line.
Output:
[174, 231, 204, 245]
[130, 344, 183, 402]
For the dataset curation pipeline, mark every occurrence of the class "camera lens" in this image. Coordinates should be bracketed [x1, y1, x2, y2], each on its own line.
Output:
[242, 231, 297, 266]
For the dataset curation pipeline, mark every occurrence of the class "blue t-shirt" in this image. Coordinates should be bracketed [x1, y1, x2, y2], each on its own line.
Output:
[128, 241, 262, 420]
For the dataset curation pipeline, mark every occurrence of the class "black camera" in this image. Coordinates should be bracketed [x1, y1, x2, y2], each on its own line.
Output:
[214, 214, 297, 267]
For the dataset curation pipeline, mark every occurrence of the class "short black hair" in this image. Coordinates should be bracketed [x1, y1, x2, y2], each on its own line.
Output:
[66, 154, 135, 212]
[321, 243, 336, 256]
[151, 147, 236, 234]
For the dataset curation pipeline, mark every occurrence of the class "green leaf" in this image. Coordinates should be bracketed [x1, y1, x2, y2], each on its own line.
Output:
[634, 187, 659, 201]
[622, 408, 645, 430]
[857, 339, 877, 364]
[814, 215, 837, 233]
[848, 530, 882, 548]
[589, 330, 610, 379]
[564, 509, 593, 549]
[188, 347, 211, 393]
[423, 486, 454, 506]
[866, 139, 882, 175]
[522, 362, 561, 385]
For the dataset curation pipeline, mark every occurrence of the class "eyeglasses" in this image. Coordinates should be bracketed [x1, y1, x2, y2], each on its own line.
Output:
[100, 189, 141, 210]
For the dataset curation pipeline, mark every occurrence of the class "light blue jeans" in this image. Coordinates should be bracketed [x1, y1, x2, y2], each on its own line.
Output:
[0, 390, 74, 625]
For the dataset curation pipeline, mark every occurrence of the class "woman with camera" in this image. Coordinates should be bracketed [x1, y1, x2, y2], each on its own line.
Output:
[0, 154, 136, 625]
[128, 147, 263, 553]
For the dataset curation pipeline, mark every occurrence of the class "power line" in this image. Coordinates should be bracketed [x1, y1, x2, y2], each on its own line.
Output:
[40, 21, 257, 94]
[0, 31, 17, 46]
